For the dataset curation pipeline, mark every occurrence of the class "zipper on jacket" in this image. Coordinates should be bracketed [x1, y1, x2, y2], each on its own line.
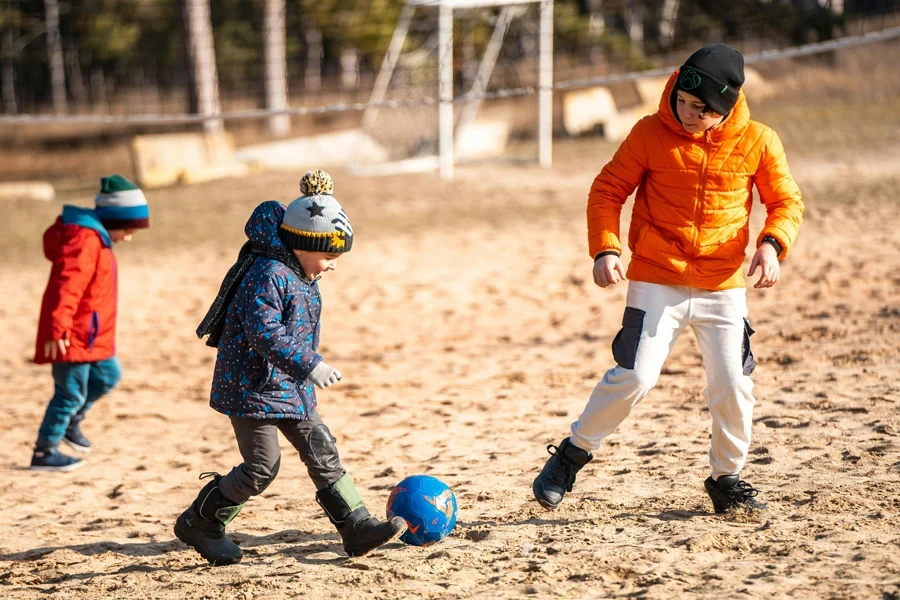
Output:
[689, 130, 711, 285]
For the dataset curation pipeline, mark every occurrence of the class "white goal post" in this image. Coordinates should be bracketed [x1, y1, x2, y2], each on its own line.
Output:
[352, 0, 553, 180]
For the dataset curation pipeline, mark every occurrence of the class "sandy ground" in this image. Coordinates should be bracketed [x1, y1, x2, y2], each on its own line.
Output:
[1, 100, 899, 599]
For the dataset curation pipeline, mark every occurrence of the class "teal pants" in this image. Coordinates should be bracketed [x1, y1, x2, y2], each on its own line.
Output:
[36, 357, 121, 450]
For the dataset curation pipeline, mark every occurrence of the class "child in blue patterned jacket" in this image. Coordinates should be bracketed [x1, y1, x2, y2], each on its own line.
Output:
[174, 170, 405, 565]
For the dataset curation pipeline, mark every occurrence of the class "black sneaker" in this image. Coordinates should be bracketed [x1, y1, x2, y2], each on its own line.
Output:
[704, 475, 768, 514]
[532, 437, 593, 509]
[63, 422, 92, 453]
[30, 447, 84, 472]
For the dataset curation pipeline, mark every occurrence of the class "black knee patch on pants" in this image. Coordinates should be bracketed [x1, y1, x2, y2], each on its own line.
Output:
[246, 455, 281, 496]
[612, 307, 646, 370]
[309, 424, 342, 472]
[742, 318, 756, 376]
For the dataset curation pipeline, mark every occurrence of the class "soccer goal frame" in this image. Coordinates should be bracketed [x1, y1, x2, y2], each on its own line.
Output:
[353, 0, 553, 181]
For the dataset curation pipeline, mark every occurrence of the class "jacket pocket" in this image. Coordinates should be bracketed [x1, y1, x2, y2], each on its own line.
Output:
[742, 318, 756, 376]
[87, 311, 100, 351]
[254, 361, 276, 393]
[632, 221, 651, 255]
[612, 307, 646, 370]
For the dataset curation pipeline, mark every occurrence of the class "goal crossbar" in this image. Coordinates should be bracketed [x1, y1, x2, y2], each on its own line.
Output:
[353, 0, 553, 180]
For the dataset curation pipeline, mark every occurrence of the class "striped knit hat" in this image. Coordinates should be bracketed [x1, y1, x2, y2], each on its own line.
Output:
[278, 170, 353, 254]
[94, 174, 150, 230]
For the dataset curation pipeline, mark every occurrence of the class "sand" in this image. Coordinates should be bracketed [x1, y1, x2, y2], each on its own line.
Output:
[1, 106, 899, 600]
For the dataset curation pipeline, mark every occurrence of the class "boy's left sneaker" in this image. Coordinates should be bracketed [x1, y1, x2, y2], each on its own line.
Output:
[532, 437, 593, 509]
[704, 475, 767, 514]
[30, 447, 85, 472]
[64, 422, 92, 453]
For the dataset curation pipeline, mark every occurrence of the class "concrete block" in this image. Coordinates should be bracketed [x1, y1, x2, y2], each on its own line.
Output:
[455, 119, 511, 160]
[236, 129, 388, 170]
[0, 181, 55, 202]
[743, 66, 773, 101]
[634, 76, 669, 107]
[562, 86, 618, 136]
[131, 132, 248, 189]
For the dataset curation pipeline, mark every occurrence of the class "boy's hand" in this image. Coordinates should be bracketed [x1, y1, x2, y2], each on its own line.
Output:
[593, 255, 627, 288]
[309, 361, 342, 389]
[43, 338, 70, 360]
[748, 244, 780, 289]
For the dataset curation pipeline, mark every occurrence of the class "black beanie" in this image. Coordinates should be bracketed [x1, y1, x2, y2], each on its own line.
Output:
[674, 43, 745, 116]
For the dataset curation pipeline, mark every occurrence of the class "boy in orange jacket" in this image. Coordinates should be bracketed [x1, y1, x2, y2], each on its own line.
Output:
[31, 175, 150, 472]
[533, 43, 803, 514]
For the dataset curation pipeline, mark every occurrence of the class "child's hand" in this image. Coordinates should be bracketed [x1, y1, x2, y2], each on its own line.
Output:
[309, 361, 342, 389]
[593, 255, 627, 288]
[43, 338, 70, 360]
[748, 244, 780, 289]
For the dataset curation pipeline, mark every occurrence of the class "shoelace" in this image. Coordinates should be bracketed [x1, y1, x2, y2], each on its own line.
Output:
[546, 444, 578, 492]
[723, 480, 759, 499]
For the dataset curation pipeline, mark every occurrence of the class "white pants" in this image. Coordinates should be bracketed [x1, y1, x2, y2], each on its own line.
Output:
[570, 281, 756, 479]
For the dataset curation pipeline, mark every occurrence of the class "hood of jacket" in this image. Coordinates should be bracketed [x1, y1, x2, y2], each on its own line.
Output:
[245, 200, 289, 249]
[658, 69, 751, 143]
[43, 206, 112, 262]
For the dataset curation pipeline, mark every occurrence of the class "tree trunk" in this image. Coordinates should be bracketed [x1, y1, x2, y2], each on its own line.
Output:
[66, 43, 86, 107]
[304, 25, 322, 93]
[659, 0, 679, 50]
[44, 0, 67, 114]
[90, 67, 107, 112]
[340, 46, 359, 90]
[2, 25, 16, 114]
[263, 0, 289, 136]
[182, 0, 222, 132]
[625, 0, 645, 47]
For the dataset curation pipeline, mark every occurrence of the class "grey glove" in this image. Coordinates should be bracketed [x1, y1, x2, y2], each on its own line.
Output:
[308, 361, 342, 389]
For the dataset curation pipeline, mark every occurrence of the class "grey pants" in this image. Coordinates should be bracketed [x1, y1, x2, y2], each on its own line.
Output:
[217, 410, 346, 504]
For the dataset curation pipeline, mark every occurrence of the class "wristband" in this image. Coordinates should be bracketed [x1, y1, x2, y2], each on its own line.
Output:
[761, 235, 783, 256]
[594, 250, 621, 262]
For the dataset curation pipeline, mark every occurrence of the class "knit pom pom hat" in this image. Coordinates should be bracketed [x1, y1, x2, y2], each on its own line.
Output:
[94, 174, 150, 230]
[278, 170, 353, 253]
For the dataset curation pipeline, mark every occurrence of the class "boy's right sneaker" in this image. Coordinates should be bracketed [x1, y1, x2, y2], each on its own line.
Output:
[704, 475, 768, 514]
[30, 447, 84, 472]
[532, 437, 593, 509]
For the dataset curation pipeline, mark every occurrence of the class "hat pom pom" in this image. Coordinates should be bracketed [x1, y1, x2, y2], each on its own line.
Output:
[300, 169, 334, 196]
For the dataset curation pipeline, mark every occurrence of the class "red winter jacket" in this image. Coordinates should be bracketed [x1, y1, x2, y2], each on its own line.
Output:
[34, 208, 118, 364]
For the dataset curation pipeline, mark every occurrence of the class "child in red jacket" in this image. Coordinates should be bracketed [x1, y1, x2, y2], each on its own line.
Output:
[31, 175, 150, 472]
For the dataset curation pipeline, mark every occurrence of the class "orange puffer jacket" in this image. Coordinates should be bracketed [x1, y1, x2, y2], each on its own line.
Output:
[587, 70, 804, 290]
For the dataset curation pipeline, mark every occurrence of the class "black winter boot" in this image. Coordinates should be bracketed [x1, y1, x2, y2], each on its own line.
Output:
[704, 475, 768, 514]
[532, 437, 593, 509]
[174, 472, 245, 565]
[316, 473, 406, 557]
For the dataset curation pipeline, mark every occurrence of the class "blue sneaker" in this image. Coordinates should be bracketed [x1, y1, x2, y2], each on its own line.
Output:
[30, 447, 84, 472]
[64, 422, 92, 453]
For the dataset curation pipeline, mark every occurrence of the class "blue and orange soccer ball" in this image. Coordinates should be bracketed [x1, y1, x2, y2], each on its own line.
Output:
[386, 475, 457, 547]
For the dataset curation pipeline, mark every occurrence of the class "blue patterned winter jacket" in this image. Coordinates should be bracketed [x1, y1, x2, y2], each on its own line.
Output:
[210, 201, 322, 419]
